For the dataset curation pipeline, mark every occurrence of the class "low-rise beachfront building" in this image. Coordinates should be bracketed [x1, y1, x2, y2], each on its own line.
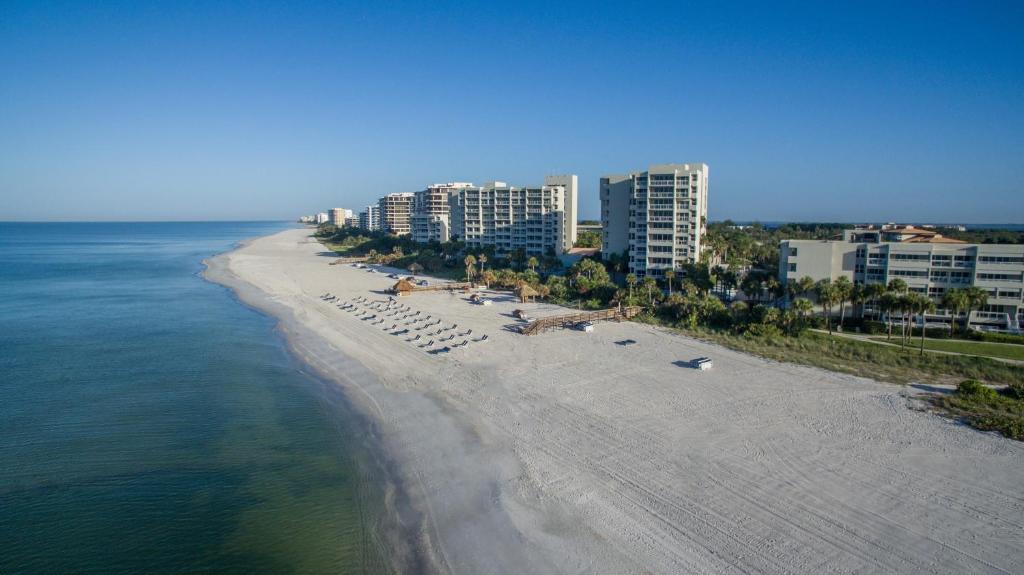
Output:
[779, 225, 1024, 332]
[358, 205, 380, 231]
[450, 175, 578, 256]
[411, 182, 475, 243]
[600, 163, 709, 278]
[379, 193, 415, 236]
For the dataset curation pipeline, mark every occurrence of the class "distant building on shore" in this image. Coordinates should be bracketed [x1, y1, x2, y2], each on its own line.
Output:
[358, 205, 380, 231]
[780, 225, 1024, 332]
[379, 193, 415, 236]
[450, 175, 578, 256]
[411, 182, 475, 243]
[600, 163, 709, 278]
[315, 212, 329, 225]
[329, 208, 353, 227]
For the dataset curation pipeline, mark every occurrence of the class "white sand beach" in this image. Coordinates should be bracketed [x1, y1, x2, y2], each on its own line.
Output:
[207, 227, 1024, 574]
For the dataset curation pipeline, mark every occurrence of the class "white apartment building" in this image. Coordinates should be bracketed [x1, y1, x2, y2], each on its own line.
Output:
[378, 193, 415, 236]
[780, 226, 1024, 332]
[315, 212, 329, 225]
[451, 175, 578, 256]
[328, 208, 353, 227]
[600, 163, 709, 278]
[358, 205, 380, 231]
[410, 182, 475, 243]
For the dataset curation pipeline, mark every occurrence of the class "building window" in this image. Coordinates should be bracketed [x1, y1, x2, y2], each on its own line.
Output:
[788, 263, 797, 272]
[790, 248, 798, 257]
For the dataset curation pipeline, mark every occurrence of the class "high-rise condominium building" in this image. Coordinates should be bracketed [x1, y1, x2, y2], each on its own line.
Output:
[358, 205, 380, 231]
[780, 225, 1024, 332]
[329, 208, 352, 227]
[600, 163, 709, 277]
[315, 212, 329, 225]
[411, 182, 475, 243]
[451, 175, 578, 256]
[379, 193, 415, 236]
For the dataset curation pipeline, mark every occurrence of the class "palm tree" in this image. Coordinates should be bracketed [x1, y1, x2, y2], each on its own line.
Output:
[898, 293, 917, 348]
[879, 292, 898, 341]
[626, 273, 637, 301]
[480, 270, 496, 287]
[815, 279, 835, 335]
[941, 288, 968, 336]
[664, 270, 676, 297]
[887, 278, 908, 295]
[962, 286, 988, 335]
[797, 275, 816, 298]
[849, 284, 867, 320]
[912, 293, 937, 356]
[833, 276, 853, 330]
[478, 254, 488, 276]
[642, 277, 659, 307]
[792, 297, 814, 333]
[863, 283, 887, 318]
[527, 256, 538, 272]
[463, 254, 477, 281]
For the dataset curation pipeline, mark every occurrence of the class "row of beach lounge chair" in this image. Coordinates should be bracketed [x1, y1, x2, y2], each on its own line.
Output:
[321, 293, 488, 354]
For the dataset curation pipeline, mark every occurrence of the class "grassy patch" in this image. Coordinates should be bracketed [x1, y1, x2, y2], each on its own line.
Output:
[868, 337, 1024, 362]
[929, 382, 1024, 440]
[665, 328, 1024, 386]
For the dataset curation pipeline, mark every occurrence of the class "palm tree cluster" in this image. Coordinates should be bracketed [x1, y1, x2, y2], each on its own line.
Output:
[789, 273, 990, 355]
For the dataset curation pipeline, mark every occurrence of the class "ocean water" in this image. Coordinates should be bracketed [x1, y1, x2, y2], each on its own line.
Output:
[0, 222, 394, 574]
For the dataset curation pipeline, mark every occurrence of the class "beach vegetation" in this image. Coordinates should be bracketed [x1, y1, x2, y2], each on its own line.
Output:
[928, 380, 1024, 440]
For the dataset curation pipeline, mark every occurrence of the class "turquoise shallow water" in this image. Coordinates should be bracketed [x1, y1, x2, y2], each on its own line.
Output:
[0, 222, 395, 574]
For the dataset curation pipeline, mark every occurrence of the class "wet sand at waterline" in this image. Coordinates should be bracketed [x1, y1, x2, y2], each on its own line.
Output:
[207, 227, 1024, 574]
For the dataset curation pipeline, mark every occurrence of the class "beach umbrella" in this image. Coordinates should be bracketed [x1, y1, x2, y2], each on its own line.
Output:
[515, 283, 539, 303]
[391, 279, 415, 295]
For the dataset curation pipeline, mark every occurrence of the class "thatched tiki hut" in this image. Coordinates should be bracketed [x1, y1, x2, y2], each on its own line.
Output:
[390, 279, 415, 295]
[407, 262, 424, 274]
[515, 283, 539, 303]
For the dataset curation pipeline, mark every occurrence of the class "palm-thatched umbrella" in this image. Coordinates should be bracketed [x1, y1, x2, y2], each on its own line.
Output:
[408, 262, 424, 274]
[391, 279, 415, 295]
[515, 283, 539, 303]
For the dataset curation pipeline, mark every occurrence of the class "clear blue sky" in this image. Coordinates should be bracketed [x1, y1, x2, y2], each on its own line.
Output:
[1, 1, 1022, 223]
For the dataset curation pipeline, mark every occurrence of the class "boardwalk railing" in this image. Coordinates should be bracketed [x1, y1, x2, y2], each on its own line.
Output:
[519, 306, 642, 335]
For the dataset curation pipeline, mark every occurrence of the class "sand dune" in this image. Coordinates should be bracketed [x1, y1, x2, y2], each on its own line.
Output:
[207, 228, 1024, 574]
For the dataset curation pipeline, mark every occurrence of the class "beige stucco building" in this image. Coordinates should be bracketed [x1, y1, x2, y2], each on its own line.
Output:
[450, 175, 578, 256]
[600, 163, 709, 277]
[780, 226, 1024, 332]
[378, 193, 415, 236]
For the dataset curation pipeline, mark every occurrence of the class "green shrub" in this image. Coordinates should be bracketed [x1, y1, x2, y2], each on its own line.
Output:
[1002, 383, 1024, 400]
[862, 320, 886, 335]
[968, 331, 1024, 345]
[958, 379, 998, 399]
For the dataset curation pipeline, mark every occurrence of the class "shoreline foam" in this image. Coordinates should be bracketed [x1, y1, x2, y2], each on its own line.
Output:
[206, 227, 1024, 574]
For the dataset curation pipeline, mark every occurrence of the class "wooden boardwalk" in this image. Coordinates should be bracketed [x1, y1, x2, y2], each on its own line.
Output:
[519, 306, 642, 335]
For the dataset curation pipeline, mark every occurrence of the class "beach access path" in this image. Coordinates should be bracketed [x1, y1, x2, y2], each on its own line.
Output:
[209, 227, 1024, 575]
